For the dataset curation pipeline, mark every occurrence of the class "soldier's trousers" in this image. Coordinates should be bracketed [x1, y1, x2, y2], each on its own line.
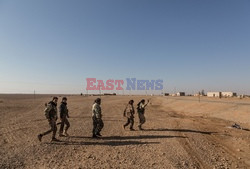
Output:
[59, 117, 70, 134]
[138, 112, 146, 128]
[124, 117, 134, 129]
[92, 117, 104, 135]
[41, 119, 57, 138]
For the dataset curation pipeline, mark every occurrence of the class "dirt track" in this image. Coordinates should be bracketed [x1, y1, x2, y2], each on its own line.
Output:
[1, 95, 250, 169]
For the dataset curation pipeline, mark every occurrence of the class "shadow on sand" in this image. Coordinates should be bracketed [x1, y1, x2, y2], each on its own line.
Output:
[69, 135, 186, 140]
[144, 128, 216, 135]
[100, 135, 187, 140]
[45, 140, 160, 146]
[68, 116, 91, 119]
[45, 135, 186, 146]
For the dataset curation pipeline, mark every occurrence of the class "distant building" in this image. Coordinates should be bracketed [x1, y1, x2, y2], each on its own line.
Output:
[104, 93, 116, 96]
[207, 92, 221, 97]
[207, 92, 237, 98]
[237, 95, 245, 99]
[201, 90, 205, 96]
[221, 92, 237, 97]
[194, 91, 205, 97]
[164, 93, 169, 96]
[177, 92, 185, 96]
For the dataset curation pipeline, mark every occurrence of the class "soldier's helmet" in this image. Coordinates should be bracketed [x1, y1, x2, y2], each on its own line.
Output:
[141, 99, 145, 103]
[62, 97, 67, 101]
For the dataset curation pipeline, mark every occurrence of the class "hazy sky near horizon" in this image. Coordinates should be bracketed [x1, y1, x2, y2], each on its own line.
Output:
[0, 0, 250, 94]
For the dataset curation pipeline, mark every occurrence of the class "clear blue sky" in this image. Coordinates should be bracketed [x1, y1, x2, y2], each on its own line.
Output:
[0, 0, 249, 94]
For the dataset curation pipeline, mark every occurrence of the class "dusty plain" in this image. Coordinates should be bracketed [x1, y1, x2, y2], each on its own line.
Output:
[0, 94, 250, 169]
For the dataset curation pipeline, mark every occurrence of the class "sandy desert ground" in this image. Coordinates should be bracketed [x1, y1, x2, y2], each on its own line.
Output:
[0, 94, 250, 169]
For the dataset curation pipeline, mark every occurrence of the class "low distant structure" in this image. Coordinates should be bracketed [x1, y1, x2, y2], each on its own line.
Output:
[237, 95, 244, 99]
[207, 92, 221, 98]
[103, 93, 116, 96]
[177, 92, 185, 96]
[221, 92, 237, 97]
[207, 92, 237, 98]
[92, 94, 102, 96]
[164, 93, 169, 96]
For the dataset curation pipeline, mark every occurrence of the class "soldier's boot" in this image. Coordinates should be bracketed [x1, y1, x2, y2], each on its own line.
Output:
[51, 137, 60, 142]
[138, 125, 143, 130]
[63, 129, 69, 137]
[96, 133, 102, 137]
[130, 128, 135, 131]
[38, 134, 43, 142]
[92, 134, 98, 138]
[59, 131, 65, 137]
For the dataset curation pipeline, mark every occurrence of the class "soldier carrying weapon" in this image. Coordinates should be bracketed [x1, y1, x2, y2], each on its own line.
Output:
[123, 100, 135, 131]
[137, 99, 149, 130]
[38, 97, 60, 142]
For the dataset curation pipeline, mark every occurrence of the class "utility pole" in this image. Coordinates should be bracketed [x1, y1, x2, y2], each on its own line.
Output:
[34, 90, 36, 100]
[98, 84, 101, 98]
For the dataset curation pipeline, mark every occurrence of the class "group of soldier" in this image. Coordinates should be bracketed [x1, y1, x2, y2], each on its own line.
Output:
[123, 99, 149, 131]
[38, 97, 70, 142]
[37, 97, 149, 142]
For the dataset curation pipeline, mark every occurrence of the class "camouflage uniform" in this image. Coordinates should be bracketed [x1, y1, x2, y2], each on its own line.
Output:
[40, 101, 58, 139]
[123, 104, 135, 130]
[137, 102, 146, 130]
[59, 102, 70, 136]
[92, 102, 104, 136]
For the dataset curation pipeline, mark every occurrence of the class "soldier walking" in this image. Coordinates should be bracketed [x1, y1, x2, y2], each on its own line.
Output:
[137, 99, 149, 130]
[59, 97, 70, 137]
[123, 100, 135, 131]
[38, 97, 59, 142]
[92, 98, 104, 138]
